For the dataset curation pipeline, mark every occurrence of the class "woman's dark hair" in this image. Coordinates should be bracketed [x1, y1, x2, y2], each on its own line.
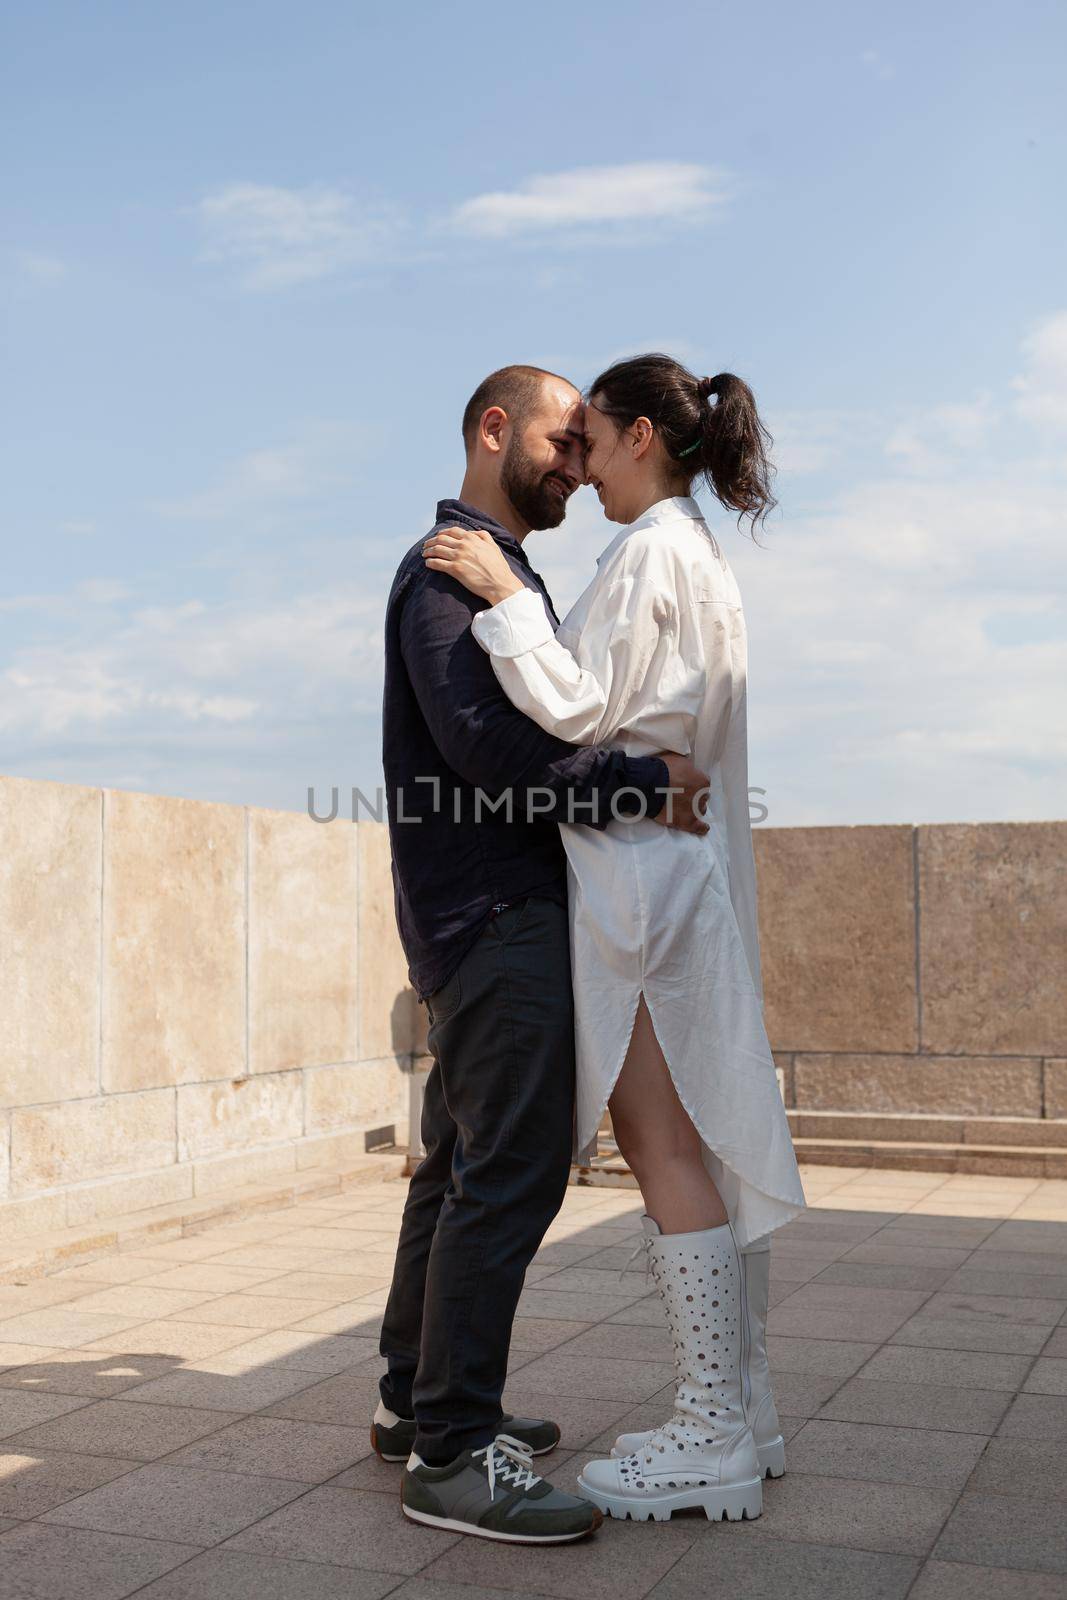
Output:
[587, 352, 777, 532]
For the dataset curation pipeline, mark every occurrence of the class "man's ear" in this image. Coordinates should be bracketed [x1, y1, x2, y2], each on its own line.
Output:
[631, 415, 654, 460]
[479, 405, 508, 455]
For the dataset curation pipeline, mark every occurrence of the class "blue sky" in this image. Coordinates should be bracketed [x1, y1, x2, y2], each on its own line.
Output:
[3, 0, 1065, 826]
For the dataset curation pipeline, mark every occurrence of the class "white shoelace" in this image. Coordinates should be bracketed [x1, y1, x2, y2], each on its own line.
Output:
[472, 1435, 542, 1500]
[624, 1416, 699, 1466]
[619, 1232, 653, 1284]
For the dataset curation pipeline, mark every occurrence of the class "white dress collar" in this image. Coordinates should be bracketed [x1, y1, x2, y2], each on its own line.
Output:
[595, 496, 704, 567]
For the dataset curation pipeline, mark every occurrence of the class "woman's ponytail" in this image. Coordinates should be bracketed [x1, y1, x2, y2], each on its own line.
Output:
[697, 372, 777, 528]
[588, 354, 777, 533]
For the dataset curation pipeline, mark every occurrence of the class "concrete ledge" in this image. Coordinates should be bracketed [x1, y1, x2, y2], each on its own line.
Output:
[588, 1122, 1067, 1183]
[790, 1138, 1067, 1178]
[791, 1052, 1044, 1117]
[0, 1106, 410, 1245]
[0, 1149, 406, 1285]
[787, 1110, 1067, 1148]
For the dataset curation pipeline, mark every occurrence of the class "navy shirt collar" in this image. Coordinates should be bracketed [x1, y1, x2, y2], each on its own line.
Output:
[435, 498, 530, 569]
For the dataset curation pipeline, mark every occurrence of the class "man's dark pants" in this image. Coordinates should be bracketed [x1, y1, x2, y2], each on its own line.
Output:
[379, 896, 575, 1464]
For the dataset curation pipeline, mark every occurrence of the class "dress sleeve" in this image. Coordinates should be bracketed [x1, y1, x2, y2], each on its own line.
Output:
[399, 572, 668, 823]
[470, 570, 673, 747]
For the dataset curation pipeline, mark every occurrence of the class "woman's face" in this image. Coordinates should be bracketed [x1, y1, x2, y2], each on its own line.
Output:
[583, 394, 651, 525]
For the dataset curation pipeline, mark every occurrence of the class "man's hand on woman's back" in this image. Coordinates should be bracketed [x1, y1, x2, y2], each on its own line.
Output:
[653, 753, 711, 836]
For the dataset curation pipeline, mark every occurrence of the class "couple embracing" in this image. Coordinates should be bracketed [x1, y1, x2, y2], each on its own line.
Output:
[373, 353, 806, 1543]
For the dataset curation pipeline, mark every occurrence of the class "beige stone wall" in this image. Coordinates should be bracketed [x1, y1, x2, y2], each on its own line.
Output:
[755, 821, 1067, 1122]
[3, 774, 1064, 1239]
[0, 775, 416, 1241]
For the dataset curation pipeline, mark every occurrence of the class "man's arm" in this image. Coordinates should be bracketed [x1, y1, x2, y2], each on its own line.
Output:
[399, 569, 667, 828]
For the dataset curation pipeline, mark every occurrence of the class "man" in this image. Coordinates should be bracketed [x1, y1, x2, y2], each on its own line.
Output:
[376, 365, 710, 1543]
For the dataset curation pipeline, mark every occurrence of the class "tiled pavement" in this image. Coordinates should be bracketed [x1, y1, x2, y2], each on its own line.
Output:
[2, 1165, 1067, 1599]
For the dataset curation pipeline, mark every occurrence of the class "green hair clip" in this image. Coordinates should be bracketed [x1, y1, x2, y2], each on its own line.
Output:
[677, 438, 702, 458]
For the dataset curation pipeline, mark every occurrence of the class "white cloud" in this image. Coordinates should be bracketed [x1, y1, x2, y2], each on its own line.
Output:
[451, 163, 729, 238]
[8, 320, 1065, 825]
[10, 249, 66, 283]
[0, 582, 385, 744]
[765, 409, 862, 476]
[884, 392, 997, 472]
[860, 48, 895, 80]
[726, 462, 1067, 822]
[152, 422, 375, 520]
[196, 183, 400, 289]
[531, 324, 1067, 827]
[0, 409, 401, 809]
[0, 579, 132, 615]
[155, 445, 314, 519]
[1011, 310, 1067, 430]
[192, 164, 725, 282]
[78, 579, 132, 605]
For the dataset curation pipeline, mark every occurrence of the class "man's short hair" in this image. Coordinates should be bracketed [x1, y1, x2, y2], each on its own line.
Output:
[461, 365, 568, 450]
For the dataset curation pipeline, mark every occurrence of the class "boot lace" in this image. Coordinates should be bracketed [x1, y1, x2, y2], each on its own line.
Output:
[471, 1435, 542, 1500]
[637, 1419, 685, 1460]
[619, 1232, 655, 1285]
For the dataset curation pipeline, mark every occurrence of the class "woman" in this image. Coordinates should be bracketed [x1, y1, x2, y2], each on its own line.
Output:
[423, 353, 806, 1524]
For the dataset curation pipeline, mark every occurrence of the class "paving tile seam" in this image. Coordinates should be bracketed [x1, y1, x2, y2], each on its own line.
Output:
[895, 1299, 1061, 1599]
[875, 1547, 929, 1600]
[112, 1302, 362, 1333]
[754, 1427, 1039, 1497]
[776, 1205, 1027, 1354]
[1036, 1323, 1067, 1357]
[209, 1479, 467, 1571]
[142, 1453, 367, 1488]
[0, 1388, 102, 1441]
[0, 1517, 212, 1553]
[780, 1407, 1009, 1438]
[117, 1552, 412, 1600]
[640, 1534, 923, 1597]
[13, 1391, 300, 1424]
[713, 1468, 959, 1561]
[1, 1387, 272, 1479]
[907, 1551, 1067, 1589]
[38, 1470, 348, 1559]
[948, 1293, 1060, 1522]
[6, 1184, 1066, 1593]
[0, 1446, 158, 1521]
[821, 1373, 1039, 1397]
[634, 1527, 697, 1597]
[114, 1541, 413, 1600]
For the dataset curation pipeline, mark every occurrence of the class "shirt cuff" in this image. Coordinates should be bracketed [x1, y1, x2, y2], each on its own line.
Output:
[471, 585, 555, 658]
[616, 754, 670, 819]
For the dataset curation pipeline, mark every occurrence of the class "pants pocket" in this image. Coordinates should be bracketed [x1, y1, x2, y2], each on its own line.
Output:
[486, 897, 535, 947]
[425, 966, 462, 1026]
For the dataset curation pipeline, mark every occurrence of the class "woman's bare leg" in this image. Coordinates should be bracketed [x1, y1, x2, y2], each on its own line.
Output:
[608, 994, 727, 1233]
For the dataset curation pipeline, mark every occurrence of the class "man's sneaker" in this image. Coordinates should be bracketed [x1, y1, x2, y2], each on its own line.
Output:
[401, 1435, 602, 1543]
[372, 1401, 560, 1463]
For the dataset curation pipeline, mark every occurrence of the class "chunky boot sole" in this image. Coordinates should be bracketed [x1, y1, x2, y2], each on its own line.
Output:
[759, 1436, 786, 1479]
[401, 1503, 603, 1542]
[576, 1471, 763, 1523]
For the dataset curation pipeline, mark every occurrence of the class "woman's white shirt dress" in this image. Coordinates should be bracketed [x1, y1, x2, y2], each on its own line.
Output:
[470, 495, 806, 1248]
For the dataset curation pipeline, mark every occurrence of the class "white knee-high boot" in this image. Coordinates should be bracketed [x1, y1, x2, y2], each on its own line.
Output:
[577, 1222, 762, 1522]
[739, 1237, 786, 1478]
[612, 1225, 785, 1480]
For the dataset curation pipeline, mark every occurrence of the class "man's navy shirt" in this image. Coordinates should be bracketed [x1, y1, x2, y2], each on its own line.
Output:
[383, 498, 670, 1001]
